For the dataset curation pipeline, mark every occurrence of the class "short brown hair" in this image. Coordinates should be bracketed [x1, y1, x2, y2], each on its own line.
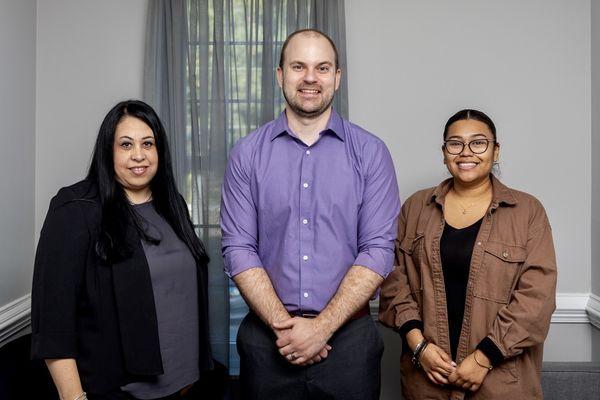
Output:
[278, 29, 339, 70]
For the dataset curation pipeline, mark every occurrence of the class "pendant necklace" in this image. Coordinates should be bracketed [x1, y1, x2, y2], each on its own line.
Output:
[451, 189, 481, 215]
[456, 199, 476, 215]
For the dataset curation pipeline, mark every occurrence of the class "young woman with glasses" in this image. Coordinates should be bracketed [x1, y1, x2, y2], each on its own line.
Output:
[379, 109, 557, 399]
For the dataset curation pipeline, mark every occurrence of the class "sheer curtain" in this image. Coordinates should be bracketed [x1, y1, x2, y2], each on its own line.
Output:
[144, 0, 348, 372]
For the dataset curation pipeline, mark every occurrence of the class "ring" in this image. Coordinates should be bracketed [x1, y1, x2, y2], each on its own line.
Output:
[286, 354, 294, 361]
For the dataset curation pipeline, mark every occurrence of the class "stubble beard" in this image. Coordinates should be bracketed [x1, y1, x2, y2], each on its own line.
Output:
[282, 83, 335, 119]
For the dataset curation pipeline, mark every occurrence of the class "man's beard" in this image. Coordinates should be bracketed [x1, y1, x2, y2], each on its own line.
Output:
[282, 85, 335, 119]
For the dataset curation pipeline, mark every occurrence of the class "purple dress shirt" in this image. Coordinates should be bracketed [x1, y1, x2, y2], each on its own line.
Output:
[220, 110, 400, 313]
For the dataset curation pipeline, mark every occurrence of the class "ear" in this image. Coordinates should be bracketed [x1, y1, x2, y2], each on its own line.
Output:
[276, 67, 284, 89]
[493, 142, 500, 161]
[334, 68, 342, 91]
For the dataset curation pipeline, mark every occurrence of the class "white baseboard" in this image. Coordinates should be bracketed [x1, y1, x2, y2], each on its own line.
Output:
[587, 293, 600, 329]
[0, 294, 31, 348]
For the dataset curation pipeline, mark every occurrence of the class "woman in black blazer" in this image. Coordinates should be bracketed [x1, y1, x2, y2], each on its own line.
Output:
[31, 100, 212, 400]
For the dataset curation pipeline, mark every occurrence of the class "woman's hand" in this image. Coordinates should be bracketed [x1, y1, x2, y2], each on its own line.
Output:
[448, 350, 491, 392]
[419, 343, 456, 385]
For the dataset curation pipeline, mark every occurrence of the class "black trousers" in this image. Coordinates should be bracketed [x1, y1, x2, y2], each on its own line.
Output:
[237, 312, 384, 400]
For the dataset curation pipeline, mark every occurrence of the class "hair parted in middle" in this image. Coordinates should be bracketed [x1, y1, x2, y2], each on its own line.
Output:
[443, 109, 497, 141]
[86, 99, 209, 265]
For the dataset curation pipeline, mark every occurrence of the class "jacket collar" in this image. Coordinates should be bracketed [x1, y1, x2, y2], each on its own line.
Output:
[428, 174, 518, 210]
[269, 108, 345, 141]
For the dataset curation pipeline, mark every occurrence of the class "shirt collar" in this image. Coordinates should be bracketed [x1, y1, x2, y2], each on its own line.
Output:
[428, 174, 518, 209]
[269, 108, 346, 142]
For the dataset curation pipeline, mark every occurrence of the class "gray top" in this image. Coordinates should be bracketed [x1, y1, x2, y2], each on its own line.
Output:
[122, 201, 200, 399]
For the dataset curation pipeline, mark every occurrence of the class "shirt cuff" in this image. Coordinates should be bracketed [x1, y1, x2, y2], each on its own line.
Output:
[224, 249, 263, 278]
[398, 319, 423, 339]
[476, 336, 505, 367]
[353, 247, 394, 278]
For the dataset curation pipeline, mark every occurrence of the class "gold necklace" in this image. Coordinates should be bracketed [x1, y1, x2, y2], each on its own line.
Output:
[455, 197, 476, 215]
[450, 189, 487, 215]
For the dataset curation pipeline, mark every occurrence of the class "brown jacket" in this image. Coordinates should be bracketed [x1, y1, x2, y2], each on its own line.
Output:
[379, 176, 557, 400]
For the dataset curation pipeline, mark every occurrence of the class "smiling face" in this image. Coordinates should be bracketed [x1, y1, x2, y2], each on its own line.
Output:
[276, 33, 341, 119]
[113, 116, 158, 201]
[443, 119, 499, 186]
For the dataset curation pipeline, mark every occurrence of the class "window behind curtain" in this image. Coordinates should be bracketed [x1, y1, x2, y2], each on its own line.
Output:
[185, 0, 290, 374]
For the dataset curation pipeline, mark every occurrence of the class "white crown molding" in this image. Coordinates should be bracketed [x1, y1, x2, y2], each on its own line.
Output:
[0, 294, 31, 348]
[587, 293, 600, 329]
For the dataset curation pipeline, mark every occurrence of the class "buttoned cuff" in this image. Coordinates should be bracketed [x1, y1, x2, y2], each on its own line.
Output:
[224, 249, 263, 278]
[354, 247, 394, 278]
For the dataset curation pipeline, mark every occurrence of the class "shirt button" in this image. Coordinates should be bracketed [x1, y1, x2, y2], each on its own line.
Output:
[303, 182, 309, 188]
[302, 255, 309, 261]
[306, 150, 311, 155]
[303, 292, 309, 298]
[502, 250, 509, 259]
[302, 219, 308, 225]
[477, 241, 482, 246]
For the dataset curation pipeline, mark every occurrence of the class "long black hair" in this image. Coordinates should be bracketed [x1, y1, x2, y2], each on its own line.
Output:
[86, 99, 209, 265]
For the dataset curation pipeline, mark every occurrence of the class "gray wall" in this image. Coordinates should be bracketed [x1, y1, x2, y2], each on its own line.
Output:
[592, 0, 600, 362]
[345, 0, 591, 294]
[0, 0, 36, 306]
[35, 0, 147, 235]
[593, 0, 600, 300]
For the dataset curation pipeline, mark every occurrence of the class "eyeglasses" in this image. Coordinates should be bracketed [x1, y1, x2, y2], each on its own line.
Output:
[443, 138, 495, 155]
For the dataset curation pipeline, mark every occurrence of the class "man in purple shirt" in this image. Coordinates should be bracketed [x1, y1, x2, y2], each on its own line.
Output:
[220, 29, 400, 400]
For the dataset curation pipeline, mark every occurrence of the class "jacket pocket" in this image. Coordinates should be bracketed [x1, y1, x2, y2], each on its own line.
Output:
[474, 241, 527, 304]
[398, 233, 425, 292]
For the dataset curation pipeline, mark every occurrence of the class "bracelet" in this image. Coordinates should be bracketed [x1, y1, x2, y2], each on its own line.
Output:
[73, 392, 87, 400]
[473, 351, 493, 371]
[413, 339, 427, 356]
[418, 342, 430, 363]
[411, 339, 429, 368]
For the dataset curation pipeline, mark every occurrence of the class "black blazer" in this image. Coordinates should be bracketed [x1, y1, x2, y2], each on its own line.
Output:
[31, 180, 212, 394]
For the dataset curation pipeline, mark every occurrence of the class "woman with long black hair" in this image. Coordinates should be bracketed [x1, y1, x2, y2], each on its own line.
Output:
[31, 100, 212, 400]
